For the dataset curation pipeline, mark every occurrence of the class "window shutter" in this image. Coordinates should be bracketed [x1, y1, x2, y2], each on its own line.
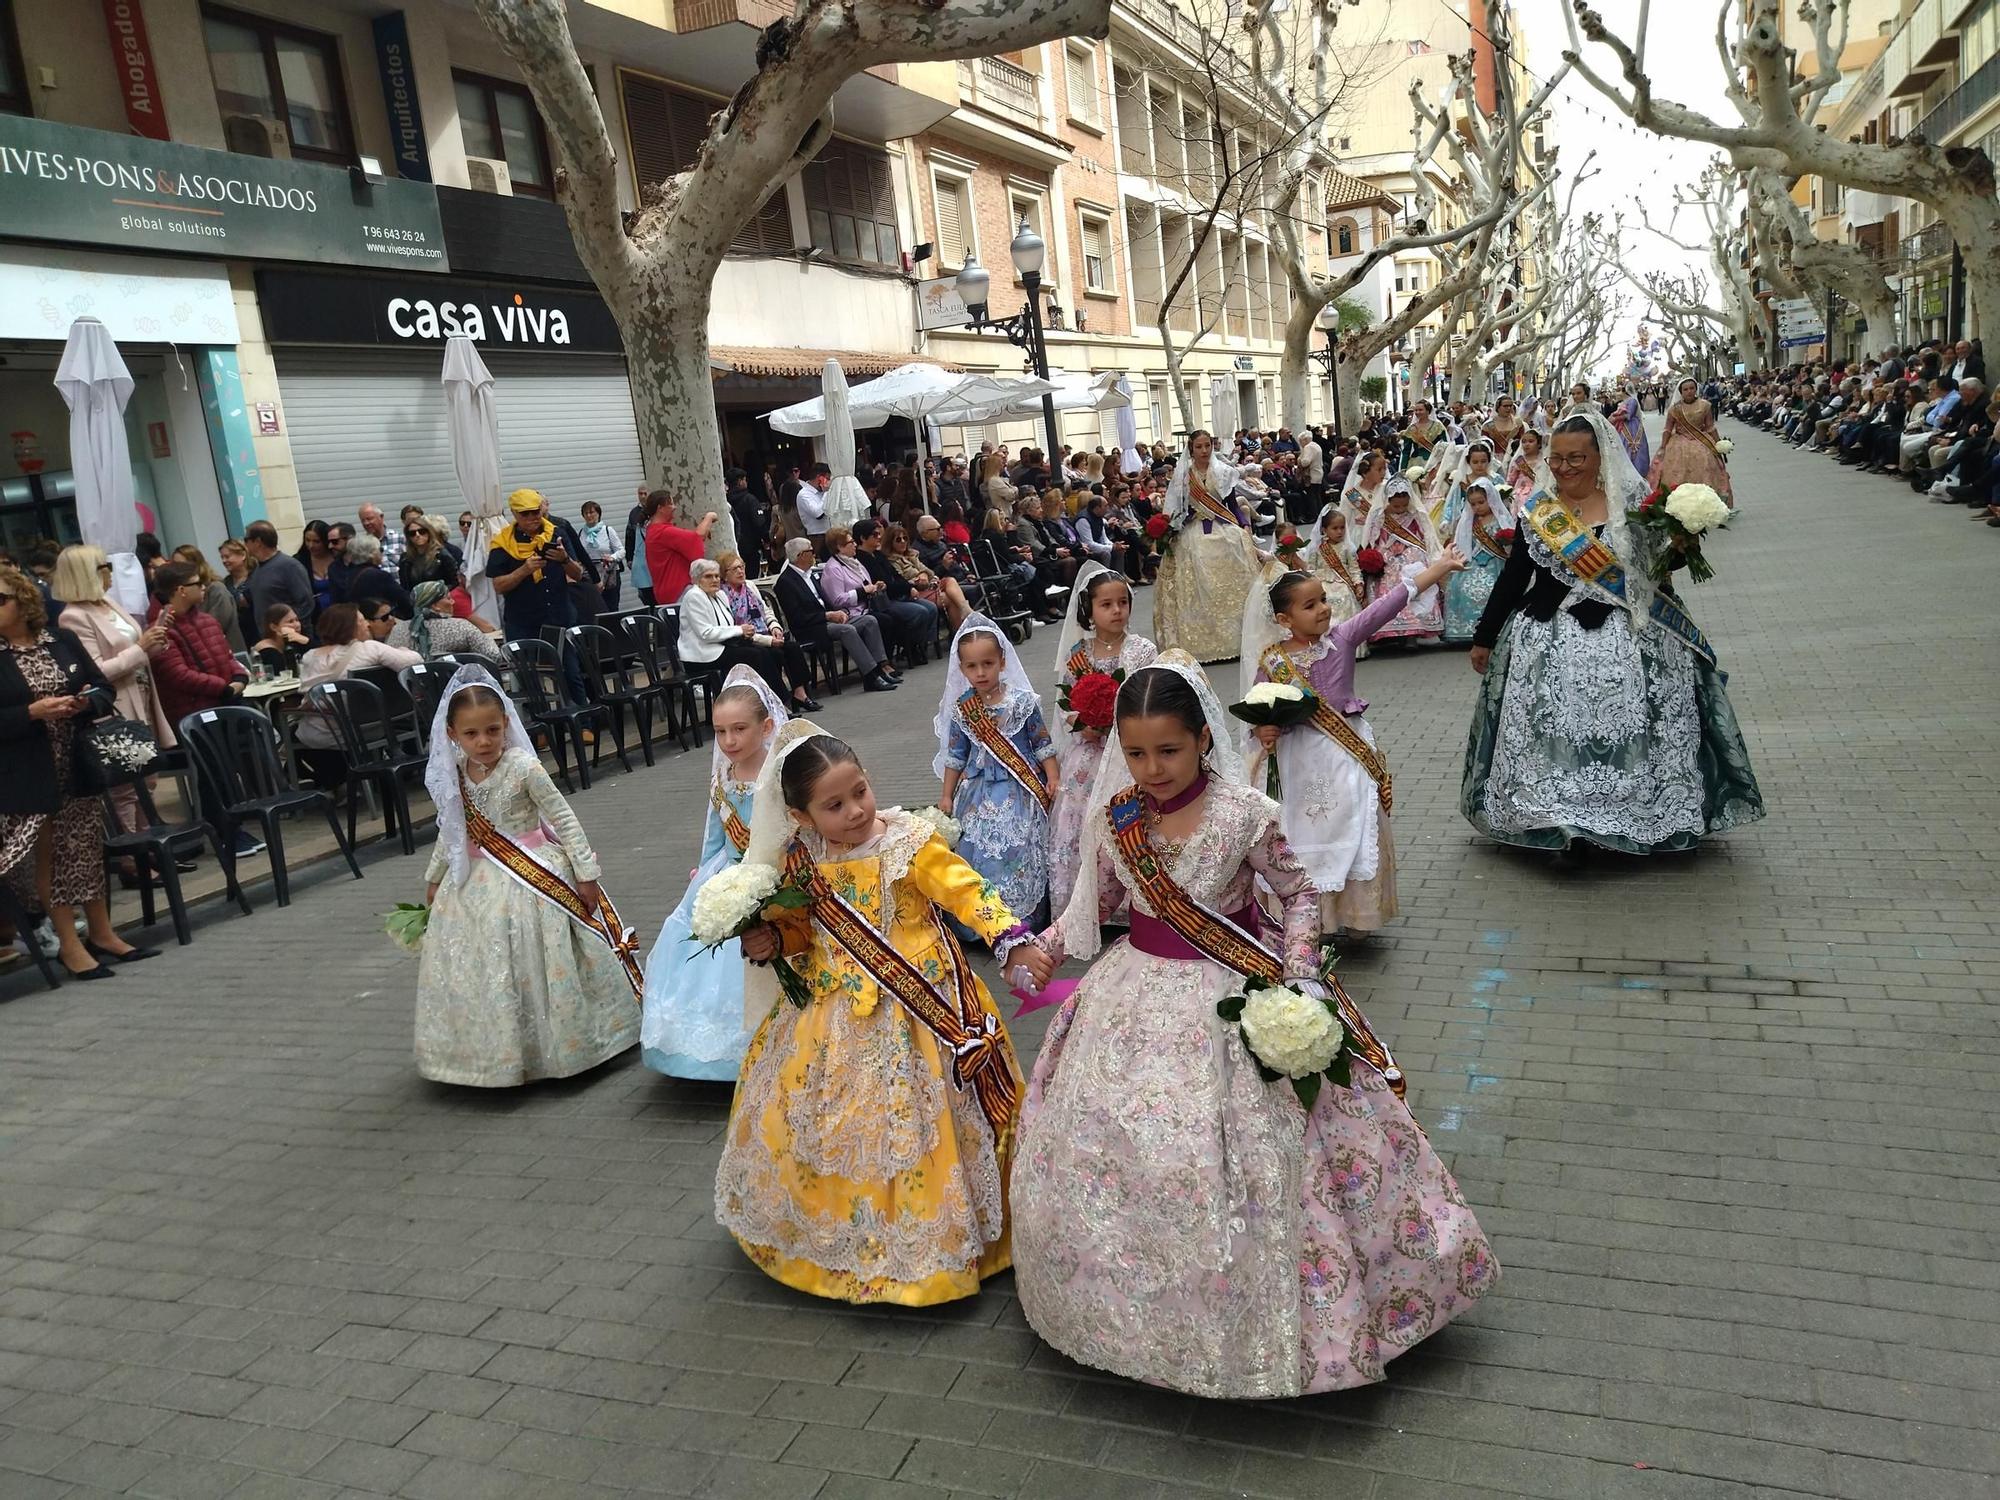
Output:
[1065, 46, 1096, 122]
[1081, 215, 1108, 289]
[935, 179, 966, 267]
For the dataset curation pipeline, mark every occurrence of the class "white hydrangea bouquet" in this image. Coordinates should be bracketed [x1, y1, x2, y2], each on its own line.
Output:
[1217, 977, 1352, 1112]
[910, 805, 962, 848]
[1631, 481, 1731, 584]
[383, 902, 429, 954]
[691, 861, 815, 1007]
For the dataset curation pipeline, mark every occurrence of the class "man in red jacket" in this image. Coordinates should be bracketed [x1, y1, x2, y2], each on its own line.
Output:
[642, 492, 718, 606]
[147, 562, 261, 855]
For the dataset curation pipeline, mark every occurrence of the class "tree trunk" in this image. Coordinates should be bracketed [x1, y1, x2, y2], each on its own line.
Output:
[1335, 351, 1365, 434]
[617, 282, 737, 550]
[1280, 297, 1319, 432]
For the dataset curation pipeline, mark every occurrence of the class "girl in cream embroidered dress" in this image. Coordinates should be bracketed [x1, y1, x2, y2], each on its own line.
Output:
[1013, 778, 1496, 1397]
[417, 746, 638, 1087]
[714, 808, 1029, 1307]
[1153, 433, 1265, 663]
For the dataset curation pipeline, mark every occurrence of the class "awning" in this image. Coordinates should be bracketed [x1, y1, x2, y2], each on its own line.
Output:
[709, 345, 961, 380]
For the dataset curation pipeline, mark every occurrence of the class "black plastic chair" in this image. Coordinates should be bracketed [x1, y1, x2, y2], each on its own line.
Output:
[176, 706, 363, 907]
[397, 661, 455, 749]
[566, 623, 666, 770]
[502, 638, 605, 792]
[620, 612, 699, 752]
[304, 679, 427, 855]
[655, 607, 721, 742]
[100, 773, 251, 946]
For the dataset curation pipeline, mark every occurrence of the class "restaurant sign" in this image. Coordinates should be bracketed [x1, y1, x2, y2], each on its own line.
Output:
[0, 114, 447, 272]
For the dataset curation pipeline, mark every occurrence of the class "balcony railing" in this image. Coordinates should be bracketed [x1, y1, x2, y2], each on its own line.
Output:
[1883, 0, 1950, 96]
[1917, 53, 2000, 144]
[958, 55, 1042, 126]
[1902, 220, 1951, 263]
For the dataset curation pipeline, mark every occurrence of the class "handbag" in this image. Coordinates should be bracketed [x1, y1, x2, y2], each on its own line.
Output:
[73, 713, 160, 794]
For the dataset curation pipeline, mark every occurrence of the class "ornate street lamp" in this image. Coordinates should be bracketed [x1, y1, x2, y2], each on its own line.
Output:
[1310, 300, 1344, 440]
[955, 217, 1062, 459]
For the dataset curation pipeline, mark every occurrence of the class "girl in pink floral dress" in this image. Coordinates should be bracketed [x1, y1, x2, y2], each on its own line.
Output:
[1047, 565, 1156, 915]
[1011, 658, 1497, 1398]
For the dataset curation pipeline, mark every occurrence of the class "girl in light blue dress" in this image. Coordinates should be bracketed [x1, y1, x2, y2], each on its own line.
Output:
[935, 614, 1059, 929]
[639, 666, 787, 1080]
[1441, 475, 1515, 644]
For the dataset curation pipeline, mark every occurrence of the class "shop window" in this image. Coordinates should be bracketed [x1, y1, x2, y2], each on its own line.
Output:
[620, 69, 788, 253]
[803, 140, 899, 268]
[0, 0, 27, 118]
[201, 4, 353, 165]
[454, 70, 552, 197]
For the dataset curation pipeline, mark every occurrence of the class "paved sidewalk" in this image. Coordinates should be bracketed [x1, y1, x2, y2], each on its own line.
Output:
[2, 432, 1997, 1499]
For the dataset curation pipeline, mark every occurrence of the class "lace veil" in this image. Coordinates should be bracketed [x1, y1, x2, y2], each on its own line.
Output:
[737, 717, 831, 1026]
[1451, 475, 1516, 559]
[1549, 407, 1655, 625]
[1052, 652, 1246, 964]
[1161, 448, 1244, 526]
[932, 613, 1037, 779]
[424, 662, 539, 889]
[704, 662, 790, 854]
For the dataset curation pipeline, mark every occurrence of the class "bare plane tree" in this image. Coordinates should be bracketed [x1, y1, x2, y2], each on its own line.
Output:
[1562, 0, 2000, 344]
[470, 0, 1111, 538]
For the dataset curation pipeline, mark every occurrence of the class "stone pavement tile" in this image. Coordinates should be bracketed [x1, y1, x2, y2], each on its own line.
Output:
[893, 1435, 1039, 1496]
[816, 1474, 949, 1500]
[224, 1422, 342, 1475]
[686, 1454, 827, 1499]
[51, 1437, 167, 1491]
[311, 1396, 430, 1447]
[397, 1410, 520, 1462]
[778, 1420, 913, 1478]
[305, 1437, 432, 1494]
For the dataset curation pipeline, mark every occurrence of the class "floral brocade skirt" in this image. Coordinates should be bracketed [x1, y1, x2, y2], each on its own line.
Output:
[1460, 609, 1765, 854]
[1011, 941, 1497, 1398]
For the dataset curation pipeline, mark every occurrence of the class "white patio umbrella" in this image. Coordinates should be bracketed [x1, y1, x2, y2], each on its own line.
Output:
[1113, 375, 1143, 476]
[764, 363, 1046, 436]
[53, 317, 147, 618]
[819, 359, 871, 531]
[936, 369, 1131, 426]
[442, 336, 504, 622]
[1209, 375, 1240, 449]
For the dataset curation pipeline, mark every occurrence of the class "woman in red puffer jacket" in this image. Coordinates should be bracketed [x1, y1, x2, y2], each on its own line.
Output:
[146, 561, 247, 726]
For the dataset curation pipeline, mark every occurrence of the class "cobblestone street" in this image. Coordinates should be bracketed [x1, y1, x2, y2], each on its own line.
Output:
[2, 429, 1997, 1500]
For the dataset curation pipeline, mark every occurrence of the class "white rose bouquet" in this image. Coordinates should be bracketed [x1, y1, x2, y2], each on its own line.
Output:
[1713, 438, 1734, 458]
[1218, 978, 1352, 1111]
[1631, 481, 1731, 584]
[1227, 681, 1320, 797]
[692, 861, 815, 1007]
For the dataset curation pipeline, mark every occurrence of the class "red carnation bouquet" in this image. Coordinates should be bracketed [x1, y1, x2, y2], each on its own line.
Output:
[1276, 532, 1305, 561]
[1356, 546, 1387, 577]
[1059, 669, 1124, 734]
[1144, 513, 1171, 540]
[1495, 528, 1517, 547]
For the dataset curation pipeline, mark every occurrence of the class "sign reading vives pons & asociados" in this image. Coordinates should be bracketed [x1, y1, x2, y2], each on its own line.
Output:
[0, 114, 447, 272]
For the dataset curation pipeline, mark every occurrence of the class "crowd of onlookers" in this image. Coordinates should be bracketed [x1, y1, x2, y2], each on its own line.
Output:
[1723, 339, 1997, 522]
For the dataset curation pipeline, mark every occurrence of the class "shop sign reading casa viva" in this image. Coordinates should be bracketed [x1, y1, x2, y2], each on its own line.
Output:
[0, 114, 447, 272]
[255, 268, 623, 353]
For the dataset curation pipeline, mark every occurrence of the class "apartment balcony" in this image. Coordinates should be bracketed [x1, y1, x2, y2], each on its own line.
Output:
[1840, 188, 1895, 234]
[1902, 220, 1951, 265]
[934, 55, 1066, 164]
[1883, 0, 1951, 97]
[1917, 53, 2000, 144]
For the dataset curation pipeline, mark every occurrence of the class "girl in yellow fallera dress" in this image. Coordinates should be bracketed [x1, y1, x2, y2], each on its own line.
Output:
[715, 724, 1054, 1305]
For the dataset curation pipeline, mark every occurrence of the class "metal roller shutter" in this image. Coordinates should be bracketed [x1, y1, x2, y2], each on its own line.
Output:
[275, 348, 647, 530]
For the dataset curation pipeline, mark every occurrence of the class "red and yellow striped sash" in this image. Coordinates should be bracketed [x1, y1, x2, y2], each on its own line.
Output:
[1187, 471, 1238, 525]
[782, 844, 1017, 1143]
[1258, 648, 1393, 814]
[1065, 643, 1094, 682]
[463, 784, 641, 998]
[1319, 544, 1365, 605]
[712, 779, 750, 855]
[956, 690, 1053, 812]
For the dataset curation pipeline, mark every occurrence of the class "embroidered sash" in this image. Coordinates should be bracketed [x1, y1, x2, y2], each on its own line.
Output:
[1064, 642, 1095, 682]
[1105, 786, 1404, 1096]
[782, 844, 1018, 1142]
[462, 780, 642, 997]
[1471, 520, 1506, 561]
[1518, 493, 1718, 667]
[1382, 516, 1430, 551]
[1187, 469, 1238, 525]
[1664, 402, 1721, 457]
[955, 690, 1053, 812]
[712, 780, 750, 855]
[1258, 648, 1392, 814]
[1319, 544, 1365, 606]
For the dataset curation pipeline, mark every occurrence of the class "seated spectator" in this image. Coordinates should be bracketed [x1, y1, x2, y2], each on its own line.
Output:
[884, 522, 968, 630]
[677, 558, 810, 707]
[850, 518, 939, 664]
[293, 603, 422, 787]
[772, 536, 897, 693]
[382, 583, 504, 665]
[147, 562, 258, 855]
[252, 602, 311, 676]
[715, 554, 816, 711]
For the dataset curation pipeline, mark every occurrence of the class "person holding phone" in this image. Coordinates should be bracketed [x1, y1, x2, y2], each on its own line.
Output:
[0, 564, 159, 978]
[488, 489, 589, 704]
